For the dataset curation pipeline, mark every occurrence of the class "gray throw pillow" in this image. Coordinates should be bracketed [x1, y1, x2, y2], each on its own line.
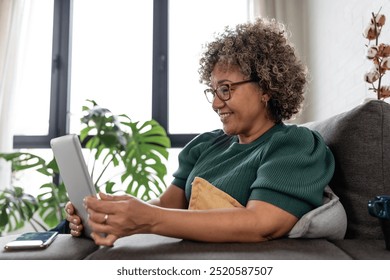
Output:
[288, 186, 347, 239]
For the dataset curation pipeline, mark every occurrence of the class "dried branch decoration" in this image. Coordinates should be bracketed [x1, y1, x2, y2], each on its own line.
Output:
[363, 9, 390, 100]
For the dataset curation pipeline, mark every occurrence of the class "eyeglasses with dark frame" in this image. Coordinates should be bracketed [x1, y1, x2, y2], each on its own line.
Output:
[204, 79, 255, 103]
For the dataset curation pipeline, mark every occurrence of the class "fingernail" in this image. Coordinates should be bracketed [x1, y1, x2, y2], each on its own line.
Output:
[73, 219, 77, 224]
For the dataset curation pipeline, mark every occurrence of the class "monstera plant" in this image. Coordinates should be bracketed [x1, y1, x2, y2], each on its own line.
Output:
[0, 100, 171, 235]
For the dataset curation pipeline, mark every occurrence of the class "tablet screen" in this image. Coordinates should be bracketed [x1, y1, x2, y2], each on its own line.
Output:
[51, 134, 96, 238]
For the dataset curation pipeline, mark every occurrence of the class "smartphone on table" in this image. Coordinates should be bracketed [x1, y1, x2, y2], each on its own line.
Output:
[4, 231, 58, 251]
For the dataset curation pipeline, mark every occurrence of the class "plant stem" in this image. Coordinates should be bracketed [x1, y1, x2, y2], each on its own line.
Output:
[98, 169, 126, 189]
[372, 12, 381, 99]
[95, 156, 115, 187]
[30, 217, 48, 231]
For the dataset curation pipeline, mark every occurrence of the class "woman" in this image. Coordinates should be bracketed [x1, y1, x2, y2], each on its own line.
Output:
[66, 18, 335, 246]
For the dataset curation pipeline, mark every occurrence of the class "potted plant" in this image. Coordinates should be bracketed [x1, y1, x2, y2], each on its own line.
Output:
[0, 100, 171, 235]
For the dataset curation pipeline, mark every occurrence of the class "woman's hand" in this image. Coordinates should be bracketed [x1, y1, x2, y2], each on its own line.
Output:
[65, 201, 84, 237]
[84, 192, 157, 246]
[83, 186, 297, 244]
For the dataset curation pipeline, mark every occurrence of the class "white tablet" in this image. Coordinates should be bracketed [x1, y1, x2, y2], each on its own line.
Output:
[50, 134, 96, 238]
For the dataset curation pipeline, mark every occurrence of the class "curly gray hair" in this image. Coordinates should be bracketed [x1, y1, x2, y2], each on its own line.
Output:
[198, 18, 308, 123]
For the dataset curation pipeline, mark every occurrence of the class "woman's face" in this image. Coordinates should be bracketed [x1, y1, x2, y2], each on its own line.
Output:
[210, 65, 274, 144]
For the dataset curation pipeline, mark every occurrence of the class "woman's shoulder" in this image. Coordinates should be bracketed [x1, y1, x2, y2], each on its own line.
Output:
[273, 123, 323, 141]
[181, 129, 227, 152]
[198, 129, 226, 139]
[266, 123, 329, 152]
[187, 129, 227, 145]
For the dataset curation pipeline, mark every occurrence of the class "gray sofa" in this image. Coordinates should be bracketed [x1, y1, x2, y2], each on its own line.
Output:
[1, 100, 390, 260]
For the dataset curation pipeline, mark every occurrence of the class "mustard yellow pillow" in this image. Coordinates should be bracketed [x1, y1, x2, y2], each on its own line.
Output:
[189, 177, 244, 210]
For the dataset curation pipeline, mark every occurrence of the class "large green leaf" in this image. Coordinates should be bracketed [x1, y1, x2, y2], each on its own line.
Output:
[37, 182, 68, 228]
[0, 152, 47, 172]
[0, 187, 41, 233]
[0, 151, 67, 233]
[116, 119, 171, 199]
[80, 100, 171, 199]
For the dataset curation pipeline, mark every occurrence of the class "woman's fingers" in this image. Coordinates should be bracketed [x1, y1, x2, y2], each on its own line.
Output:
[65, 201, 74, 215]
[84, 194, 132, 214]
[87, 212, 120, 246]
[87, 207, 110, 224]
[91, 232, 118, 247]
[70, 228, 82, 237]
[84, 193, 147, 246]
[65, 201, 84, 237]
[99, 192, 132, 201]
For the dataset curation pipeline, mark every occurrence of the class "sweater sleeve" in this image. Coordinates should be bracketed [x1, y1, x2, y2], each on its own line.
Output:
[249, 125, 335, 218]
[171, 129, 224, 189]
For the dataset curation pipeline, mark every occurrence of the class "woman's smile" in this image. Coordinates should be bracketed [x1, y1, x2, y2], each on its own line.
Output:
[218, 111, 233, 122]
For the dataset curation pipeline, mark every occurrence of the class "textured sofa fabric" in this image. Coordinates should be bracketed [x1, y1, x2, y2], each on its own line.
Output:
[305, 100, 390, 239]
[330, 239, 390, 260]
[84, 234, 352, 260]
[0, 234, 98, 260]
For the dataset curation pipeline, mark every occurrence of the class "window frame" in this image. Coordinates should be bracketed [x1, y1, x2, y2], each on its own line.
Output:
[13, 0, 197, 150]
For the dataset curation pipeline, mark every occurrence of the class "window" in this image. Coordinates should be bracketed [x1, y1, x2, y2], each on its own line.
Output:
[13, 0, 54, 136]
[69, 0, 153, 134]
[12, 0, 251, 187]
[168, 0, 249, 134]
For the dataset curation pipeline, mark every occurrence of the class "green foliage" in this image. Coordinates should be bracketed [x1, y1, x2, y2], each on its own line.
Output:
[0, 152, 68, 233]
[0, 186, 39, 232]
[0, 100, 170, 235]
[80, 100, 171, 200]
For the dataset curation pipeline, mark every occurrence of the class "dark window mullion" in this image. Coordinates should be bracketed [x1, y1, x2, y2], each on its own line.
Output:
[13, 136, 53, 149]
[152, 0, 197, 148]
[152, 0, 168, 130]
[50, 0, 72, 139]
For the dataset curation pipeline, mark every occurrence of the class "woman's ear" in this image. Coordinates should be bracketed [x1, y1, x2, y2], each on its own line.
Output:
[261, 93, 270, 103]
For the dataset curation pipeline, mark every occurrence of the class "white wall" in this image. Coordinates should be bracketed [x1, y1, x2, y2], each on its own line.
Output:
[302, 0, 390, 122]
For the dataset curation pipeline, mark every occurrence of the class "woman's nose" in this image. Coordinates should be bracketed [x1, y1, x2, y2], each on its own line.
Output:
[212, 95, 225, 110]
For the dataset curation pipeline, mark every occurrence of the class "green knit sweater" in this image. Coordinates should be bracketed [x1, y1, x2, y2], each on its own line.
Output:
[172, 123, 335, 218]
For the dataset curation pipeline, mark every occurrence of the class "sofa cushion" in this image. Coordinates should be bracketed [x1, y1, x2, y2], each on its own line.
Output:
[84, 233, 352, 260]
[330, 239, 390, 259]
[288, 186, 347, 239]
[305, 100, 390, 239]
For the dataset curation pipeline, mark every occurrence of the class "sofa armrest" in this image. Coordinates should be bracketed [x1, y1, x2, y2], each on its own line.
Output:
[0, 234, 98, 260]
[84, 234, 352, 260]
